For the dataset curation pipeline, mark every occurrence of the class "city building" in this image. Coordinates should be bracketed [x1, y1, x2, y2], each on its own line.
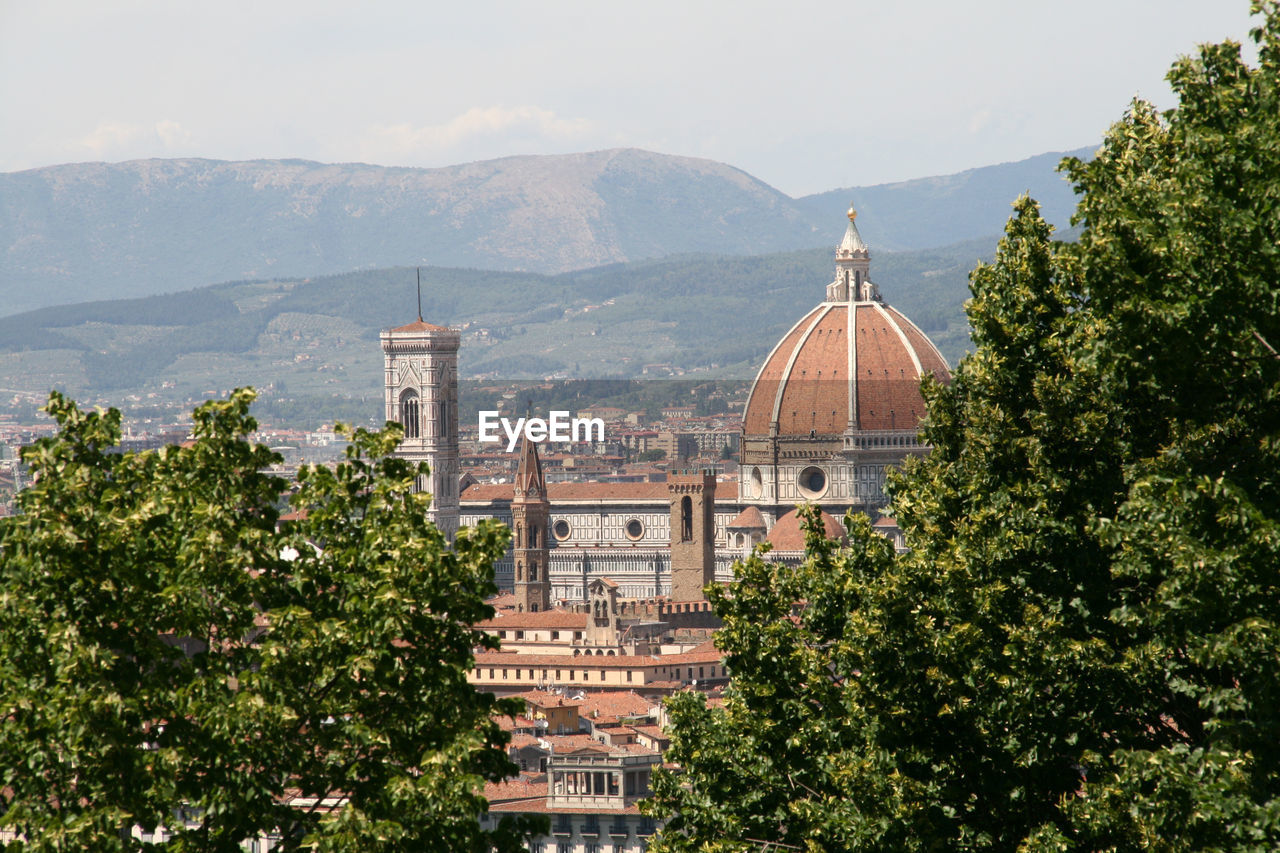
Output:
[738, 207, 951, 517]
[437, 210, 948, 600]
[381, 316, 460, 539]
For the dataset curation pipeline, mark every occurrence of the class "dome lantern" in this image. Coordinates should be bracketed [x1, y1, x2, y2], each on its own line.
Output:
[827, 202, 876, 302]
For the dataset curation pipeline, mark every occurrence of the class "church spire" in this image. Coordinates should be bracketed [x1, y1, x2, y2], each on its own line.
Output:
[512, 432, 550, 613]
[827, 203, 877, 302]
[514, 432, 546, 499]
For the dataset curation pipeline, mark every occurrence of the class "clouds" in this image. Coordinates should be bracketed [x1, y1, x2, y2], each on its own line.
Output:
[78, 120, 194, 161]
[0, 1, 1262, 192]
[356, 106, 595, 165]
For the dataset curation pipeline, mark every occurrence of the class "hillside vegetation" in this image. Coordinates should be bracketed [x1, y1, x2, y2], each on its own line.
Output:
[0, 235, 997, 424]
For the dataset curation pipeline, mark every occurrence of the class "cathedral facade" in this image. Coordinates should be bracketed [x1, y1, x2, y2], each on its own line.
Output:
[385, 209, 951, 600]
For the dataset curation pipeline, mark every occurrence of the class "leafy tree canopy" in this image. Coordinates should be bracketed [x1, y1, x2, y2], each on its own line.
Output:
[0, 388, 542, 851]
[647, 4, 1280, 850]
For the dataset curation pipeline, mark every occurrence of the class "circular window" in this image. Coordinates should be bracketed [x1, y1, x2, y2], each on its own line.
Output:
[552, 519, 571, 541]
[625, 518, 644, 541]
[797, 466, 828, 499]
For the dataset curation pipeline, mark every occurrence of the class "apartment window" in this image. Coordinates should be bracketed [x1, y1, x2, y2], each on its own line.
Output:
[626, 670, 632, 682]
[502, 669, 508, 680]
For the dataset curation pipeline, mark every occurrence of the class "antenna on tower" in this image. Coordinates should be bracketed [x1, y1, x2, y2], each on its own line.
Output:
[416, 267, 423, 320]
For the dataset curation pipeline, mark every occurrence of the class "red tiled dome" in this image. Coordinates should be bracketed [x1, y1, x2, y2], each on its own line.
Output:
[766, 508, 848, 551]
[743, 301, 949, 437]
[743, 208, 950, 440]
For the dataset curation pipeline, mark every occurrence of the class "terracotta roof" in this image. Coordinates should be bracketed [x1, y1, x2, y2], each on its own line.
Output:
[659, 643, 724, 665]
[474, 650, 707, 669]
[477, 608, 588, 630]
[578, 691, 654, 724]
[766, 508, 848, 551]
[513, 689, 580, 708]
[629, 725, 668, 741]
[484, 774, 547, 804]
[543, 733, 602, 751]
[389, 318, 450, 333]
[488, 798, 644, 815]
[872, 516, 899, 528]
[487, 592, 518, 610]
[726, 505, 767, 530]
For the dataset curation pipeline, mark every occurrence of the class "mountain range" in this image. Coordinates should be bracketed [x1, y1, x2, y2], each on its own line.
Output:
[0, 146, 1092, 317]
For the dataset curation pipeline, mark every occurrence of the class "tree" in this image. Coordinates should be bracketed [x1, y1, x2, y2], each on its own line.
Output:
[648, 4, 1280, 849]
[0, 389, 541, 851]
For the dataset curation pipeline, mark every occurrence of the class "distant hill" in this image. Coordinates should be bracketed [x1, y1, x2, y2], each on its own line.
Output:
[0, 236, 995, 424]
[1, 147, 1090, 316]
[0, 151, 817, 315]
[798, 146, 1094, 250]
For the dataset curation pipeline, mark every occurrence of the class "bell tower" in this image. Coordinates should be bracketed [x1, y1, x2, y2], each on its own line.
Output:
[512, 433, 551, 613]
[380, 317, 460, 540]
[668, 469, 716, 601]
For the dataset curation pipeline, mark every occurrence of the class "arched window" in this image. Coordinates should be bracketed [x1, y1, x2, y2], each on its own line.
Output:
[399, 391, 420, 439]
[530, 561, 538, 581]
[439, 399, 449, 437]
[531, 525, 539, 548]
[680, 496, 693, 542]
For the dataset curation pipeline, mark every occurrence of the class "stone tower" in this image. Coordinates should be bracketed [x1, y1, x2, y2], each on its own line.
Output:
[380, 318, 460, 540]
[668, 469, 716, 601]
[512, 433, 551, 613]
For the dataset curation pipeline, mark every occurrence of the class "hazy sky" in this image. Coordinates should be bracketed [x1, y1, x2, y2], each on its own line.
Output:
[0, 1, 1261, 196]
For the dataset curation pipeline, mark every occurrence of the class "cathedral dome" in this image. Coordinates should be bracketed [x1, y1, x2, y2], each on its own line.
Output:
[742, 209, 950, 439]
[765, 508, 848, 551]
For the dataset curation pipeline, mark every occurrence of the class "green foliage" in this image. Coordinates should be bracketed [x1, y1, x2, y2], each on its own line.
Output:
[0, 390, 542, 851]
[649, 6, 1280, 849]
[0, 237, 989, 416]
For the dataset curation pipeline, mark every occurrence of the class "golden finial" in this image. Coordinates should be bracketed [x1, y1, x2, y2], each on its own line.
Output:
[847, 204, 857, 222]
